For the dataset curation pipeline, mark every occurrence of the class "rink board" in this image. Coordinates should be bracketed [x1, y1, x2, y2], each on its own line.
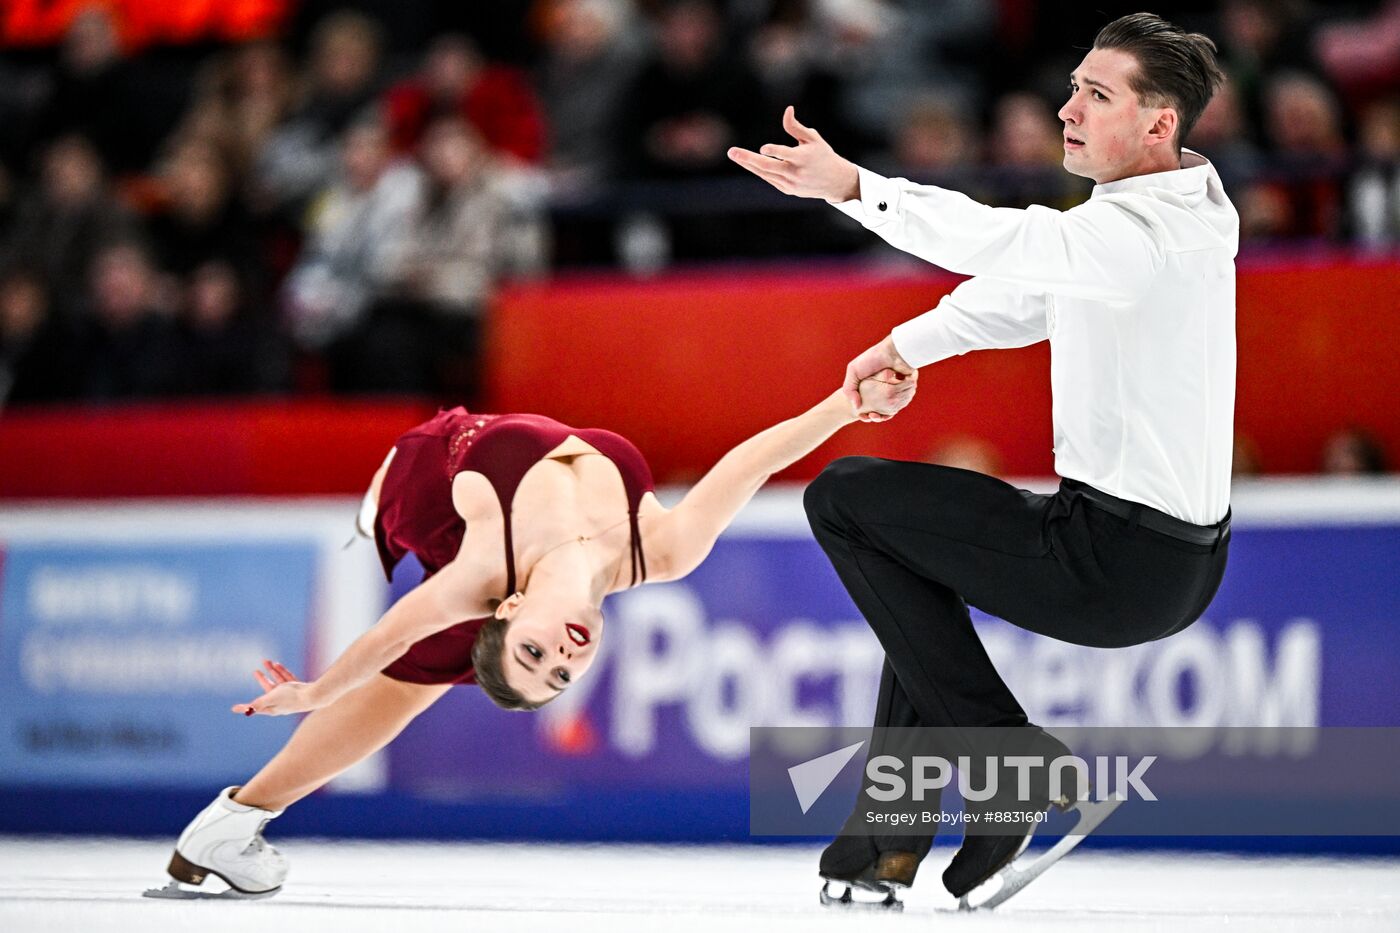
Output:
[0, 541, 313, 786]
[1, 480, 1398, 850]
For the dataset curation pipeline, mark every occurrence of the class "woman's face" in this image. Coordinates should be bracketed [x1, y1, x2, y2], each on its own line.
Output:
[498, 594, 603, 705]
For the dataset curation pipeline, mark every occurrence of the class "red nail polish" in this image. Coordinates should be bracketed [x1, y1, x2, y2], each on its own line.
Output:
[244, 709, 254, 716]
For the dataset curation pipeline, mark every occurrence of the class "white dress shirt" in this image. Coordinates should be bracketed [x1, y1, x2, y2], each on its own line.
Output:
[833, 150, 1238, 525]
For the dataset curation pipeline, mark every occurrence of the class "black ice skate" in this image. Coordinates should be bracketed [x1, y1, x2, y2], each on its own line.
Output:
[944, 728, 1121, 911]
[818, 840, 919, 912]
[949, 794, 1121, 911]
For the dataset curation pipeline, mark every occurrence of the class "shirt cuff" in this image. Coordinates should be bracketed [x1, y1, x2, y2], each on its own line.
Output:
[829, 166, 903, 229]
[891, 312, 960, 369]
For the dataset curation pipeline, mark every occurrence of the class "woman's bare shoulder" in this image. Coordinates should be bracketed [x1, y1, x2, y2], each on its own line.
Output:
[426, 549, 506, 620]
[451, 469, 501, 523]
[637, 490, 669, 520]
[432, 485, 508, 613]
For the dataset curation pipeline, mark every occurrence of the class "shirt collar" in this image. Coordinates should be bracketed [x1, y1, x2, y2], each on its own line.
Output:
[1091, 148, 1213, 198]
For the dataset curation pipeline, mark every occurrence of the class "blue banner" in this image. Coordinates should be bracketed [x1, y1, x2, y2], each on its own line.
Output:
[389, 523, 1400, 806]
[2, 505, 1397, 852]
[0, 542, 317, 788]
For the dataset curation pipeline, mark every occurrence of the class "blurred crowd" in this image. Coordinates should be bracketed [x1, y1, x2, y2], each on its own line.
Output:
[0, 0, 1396, 475]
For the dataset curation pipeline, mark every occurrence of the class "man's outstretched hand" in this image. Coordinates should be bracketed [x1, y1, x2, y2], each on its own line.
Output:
[727, 106, 861, 203]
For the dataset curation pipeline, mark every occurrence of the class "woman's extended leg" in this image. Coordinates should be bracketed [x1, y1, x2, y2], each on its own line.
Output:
[356, 447, 397, 537]
[233, 673, 450, 811]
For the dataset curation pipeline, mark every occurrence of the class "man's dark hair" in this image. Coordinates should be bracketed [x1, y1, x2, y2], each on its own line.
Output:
[1093, 12, 1226, 154]
[471, 616, 545, 711]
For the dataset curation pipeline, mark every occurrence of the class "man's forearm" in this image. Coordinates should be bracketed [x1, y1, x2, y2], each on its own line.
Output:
[877, 334, 914, 372]
[825, 161, 861, 204]
[889, 276, 1051, 369]
[832, 166, 1161, 301]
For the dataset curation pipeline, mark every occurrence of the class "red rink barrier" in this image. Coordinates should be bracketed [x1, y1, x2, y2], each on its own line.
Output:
[0, 258, 1396, 497]
[485, 257, 1400, 482]
[0, 399, 435, 499]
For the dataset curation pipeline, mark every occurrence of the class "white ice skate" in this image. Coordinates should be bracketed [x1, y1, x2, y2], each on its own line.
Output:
[955, 796, 1121, 911]
[143, 786, 287, 900]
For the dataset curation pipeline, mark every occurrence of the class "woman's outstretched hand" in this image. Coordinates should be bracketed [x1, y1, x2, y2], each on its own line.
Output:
[855, 368, 918, 423]
[232, 660, 324, 717]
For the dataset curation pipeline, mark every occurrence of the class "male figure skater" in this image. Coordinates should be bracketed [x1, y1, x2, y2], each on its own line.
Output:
[730, 12, 1234, 907]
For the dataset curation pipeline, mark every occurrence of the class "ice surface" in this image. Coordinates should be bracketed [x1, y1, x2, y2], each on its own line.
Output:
[1, 837, 1396, 933]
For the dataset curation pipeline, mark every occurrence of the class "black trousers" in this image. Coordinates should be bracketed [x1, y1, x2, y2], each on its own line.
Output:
[804, 457, 1230, 859]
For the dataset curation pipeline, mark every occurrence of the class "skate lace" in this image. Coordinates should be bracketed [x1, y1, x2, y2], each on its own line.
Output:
[242, 819, 281, 860]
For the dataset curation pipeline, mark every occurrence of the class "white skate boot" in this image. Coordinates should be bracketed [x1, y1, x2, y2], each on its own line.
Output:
[143, 786, 287, 900]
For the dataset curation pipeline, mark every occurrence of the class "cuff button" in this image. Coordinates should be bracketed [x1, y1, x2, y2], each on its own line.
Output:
[877, 201, 888, 211]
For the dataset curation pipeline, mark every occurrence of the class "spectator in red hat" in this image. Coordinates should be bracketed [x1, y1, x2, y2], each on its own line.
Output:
[383, 35, 546, 165]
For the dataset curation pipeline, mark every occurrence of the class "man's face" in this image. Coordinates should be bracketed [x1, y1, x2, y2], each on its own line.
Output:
[1058, 47, 1176, 183]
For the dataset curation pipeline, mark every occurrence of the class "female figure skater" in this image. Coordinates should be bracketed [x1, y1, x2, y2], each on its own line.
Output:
[146, 372, 916, 899]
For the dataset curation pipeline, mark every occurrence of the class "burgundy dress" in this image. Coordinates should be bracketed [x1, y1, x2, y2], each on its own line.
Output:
[374, 408, 655, 685]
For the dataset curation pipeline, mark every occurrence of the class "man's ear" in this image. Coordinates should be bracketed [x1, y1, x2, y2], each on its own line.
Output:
[495, 591, 525, 620]
[1146, 107, 1178, 149]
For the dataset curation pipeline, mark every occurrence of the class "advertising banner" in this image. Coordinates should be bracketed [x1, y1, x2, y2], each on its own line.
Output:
[1, 489, 1396, 849]
[387, 520, 1400, 809]
[0, 541, 316, 788]
[749, 726, 1400, 837]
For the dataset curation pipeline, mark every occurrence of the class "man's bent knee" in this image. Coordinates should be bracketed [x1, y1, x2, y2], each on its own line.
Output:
[804, 456, 884, 526]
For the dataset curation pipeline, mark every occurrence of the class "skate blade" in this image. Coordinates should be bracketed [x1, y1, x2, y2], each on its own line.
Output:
[819, 880, 904, 912]
[143, 879, 280, 900]
[957, 796, 1122, 912]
